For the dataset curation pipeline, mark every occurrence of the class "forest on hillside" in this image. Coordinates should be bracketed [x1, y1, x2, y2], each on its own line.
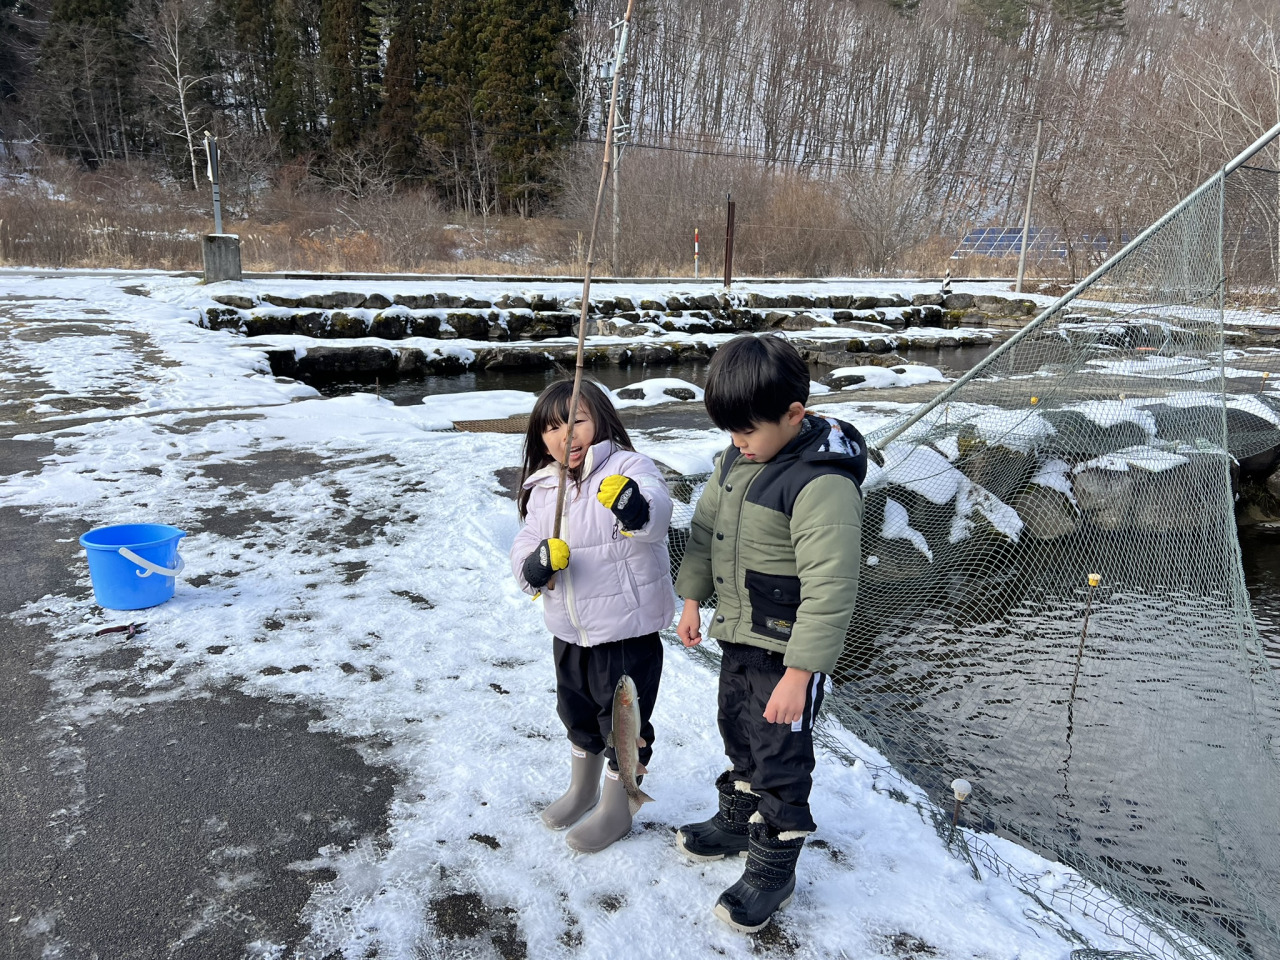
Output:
[0, 0, 1278, 276]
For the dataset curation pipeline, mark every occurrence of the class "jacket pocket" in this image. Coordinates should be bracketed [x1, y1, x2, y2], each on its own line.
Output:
[744, 569, 801, 641]
[620, 561, 642, 608]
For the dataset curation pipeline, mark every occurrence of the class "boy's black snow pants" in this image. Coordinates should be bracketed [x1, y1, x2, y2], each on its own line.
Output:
[717, 640, 826, 834]
[553, 632, 662, 771]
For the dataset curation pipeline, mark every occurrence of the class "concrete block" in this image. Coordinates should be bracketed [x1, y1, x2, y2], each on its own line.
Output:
[202, 234, 243, 283]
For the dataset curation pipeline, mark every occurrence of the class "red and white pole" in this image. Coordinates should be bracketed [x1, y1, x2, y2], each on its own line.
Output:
[694, 227, 700, 279]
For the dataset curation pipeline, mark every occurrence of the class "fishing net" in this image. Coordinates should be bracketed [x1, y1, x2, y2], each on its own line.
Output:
[666, 159, 1280, 958]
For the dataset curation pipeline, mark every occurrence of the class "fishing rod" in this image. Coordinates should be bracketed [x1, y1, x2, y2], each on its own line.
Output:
[547, 0, 637, 590]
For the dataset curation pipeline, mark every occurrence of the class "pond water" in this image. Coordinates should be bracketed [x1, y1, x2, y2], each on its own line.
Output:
[1238, 525, 1280, 667]
[311, 342, 1000, 406]
[839, 524, 1280, 960]
[315, 361, 725, 404]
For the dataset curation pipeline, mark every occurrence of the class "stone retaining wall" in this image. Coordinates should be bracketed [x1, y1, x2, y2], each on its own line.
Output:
[206, 287, 1018, 384]
[203, 289, 1038, 343]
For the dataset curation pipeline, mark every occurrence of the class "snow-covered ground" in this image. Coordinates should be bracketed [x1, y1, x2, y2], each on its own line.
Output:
[0, 273, 1171, 959]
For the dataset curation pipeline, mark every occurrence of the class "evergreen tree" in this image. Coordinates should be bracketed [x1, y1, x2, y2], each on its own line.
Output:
[266, 0, 309, 154]
[963, 0, 1030, 41]
[417, 0, 574, 214]
[362, 0, 393, 100]
[417, 0, 482, 208]
[222, 0, 277, 131]
[474, 0, 575, 214]
[320, 0, 374, 148]
[1051, 0, 1125, 31]
[35, 0, 141, 162]
[379, 0, 425, 175]
[1, 0, 41, 111]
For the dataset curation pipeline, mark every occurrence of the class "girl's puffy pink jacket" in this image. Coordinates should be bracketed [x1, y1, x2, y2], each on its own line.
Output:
[511, 439, 676, 646]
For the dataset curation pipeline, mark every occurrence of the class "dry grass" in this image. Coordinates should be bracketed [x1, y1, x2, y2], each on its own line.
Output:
[0, 155, 1043, 281]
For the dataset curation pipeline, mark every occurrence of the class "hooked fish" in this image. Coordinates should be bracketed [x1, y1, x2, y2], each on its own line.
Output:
[607, 674, 655, 816]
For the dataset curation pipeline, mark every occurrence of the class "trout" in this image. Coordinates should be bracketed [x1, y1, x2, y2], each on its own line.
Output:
[608, 674, 655, 816]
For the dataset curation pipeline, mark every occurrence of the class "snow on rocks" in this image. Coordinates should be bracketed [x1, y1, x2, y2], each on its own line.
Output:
[612, 378, 704, 405]
[823, 364, 947, 391]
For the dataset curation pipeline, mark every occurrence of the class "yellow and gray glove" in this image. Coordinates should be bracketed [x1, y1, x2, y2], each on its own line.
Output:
[523, 537, 568, 589]
[597, 475, 650, 532]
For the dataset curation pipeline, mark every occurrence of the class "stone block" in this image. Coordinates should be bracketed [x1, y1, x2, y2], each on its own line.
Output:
[394, 294, 437, 309]
[242, 312, 296, 336]
[328, 311, 368, 338]
[203, 306, 243, 331]
[405, 314, 441, 338]
[368, 312, 407, 340]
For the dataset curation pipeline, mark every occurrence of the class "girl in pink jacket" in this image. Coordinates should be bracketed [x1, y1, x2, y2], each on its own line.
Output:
[511, 378, 674, 853]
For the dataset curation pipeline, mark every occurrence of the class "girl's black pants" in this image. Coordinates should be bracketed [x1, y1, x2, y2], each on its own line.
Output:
[553, 632, 663, 770]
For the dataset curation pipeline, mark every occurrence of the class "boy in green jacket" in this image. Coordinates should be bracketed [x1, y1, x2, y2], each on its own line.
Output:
[675, 333, 866, 933]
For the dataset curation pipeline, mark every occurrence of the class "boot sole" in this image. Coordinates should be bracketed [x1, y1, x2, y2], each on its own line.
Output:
[675, 831, 749, 863]
[713, 894, 794, 933]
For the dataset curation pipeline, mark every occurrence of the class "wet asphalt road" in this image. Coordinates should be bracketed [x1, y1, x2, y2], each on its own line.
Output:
[0, 427, 397, 960]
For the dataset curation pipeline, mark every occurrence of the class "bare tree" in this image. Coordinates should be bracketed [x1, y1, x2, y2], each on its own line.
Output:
[134, 0, 215, 190]
[329, 136, 401, 200]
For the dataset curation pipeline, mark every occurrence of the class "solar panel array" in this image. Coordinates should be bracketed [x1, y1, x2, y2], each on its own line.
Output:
[951, 227, 1124, 261]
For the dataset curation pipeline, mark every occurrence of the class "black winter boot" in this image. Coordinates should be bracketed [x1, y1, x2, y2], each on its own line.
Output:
[675, 770, 759, 861]
[713, 818, 805, 933]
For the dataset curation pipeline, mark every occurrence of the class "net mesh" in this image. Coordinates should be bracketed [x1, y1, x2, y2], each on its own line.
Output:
[664, 163, 1280, 959]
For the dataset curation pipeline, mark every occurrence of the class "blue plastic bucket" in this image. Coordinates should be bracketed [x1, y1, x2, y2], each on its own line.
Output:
[79, 523, 187, 610]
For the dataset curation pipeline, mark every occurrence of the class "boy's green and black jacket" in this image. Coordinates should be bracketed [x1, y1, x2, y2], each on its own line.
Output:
[675, 415, 866, 675]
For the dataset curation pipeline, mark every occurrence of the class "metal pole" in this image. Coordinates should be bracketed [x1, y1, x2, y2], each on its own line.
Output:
[694, 227, 699, 279]
[548, 0, 636, 588]
[204, 133, 223, 235]
[611, 132, 620, 274]
[1016, 118, 1042, 295]
[724, 194, 736, 289]
[873, 117, 1280, 450]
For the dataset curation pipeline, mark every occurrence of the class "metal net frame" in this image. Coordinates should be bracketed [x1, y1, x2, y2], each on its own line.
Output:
[662, 128, 1280, 960]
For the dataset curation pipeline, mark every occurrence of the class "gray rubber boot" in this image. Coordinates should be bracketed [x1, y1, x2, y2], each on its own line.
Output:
[565, 766, 633, 853]
[540, 744, 604, 830]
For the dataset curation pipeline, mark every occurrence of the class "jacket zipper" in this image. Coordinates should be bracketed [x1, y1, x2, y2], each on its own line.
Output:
[733, 460, 760, 630]
[560, 490, 589, 644]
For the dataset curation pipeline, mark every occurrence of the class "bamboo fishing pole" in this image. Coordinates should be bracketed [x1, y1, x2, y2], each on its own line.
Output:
[547, 0, 637, 591]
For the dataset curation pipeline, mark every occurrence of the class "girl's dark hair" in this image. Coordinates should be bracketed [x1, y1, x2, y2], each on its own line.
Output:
[517, 378, 635, 519]
[704, 334, 810, 433]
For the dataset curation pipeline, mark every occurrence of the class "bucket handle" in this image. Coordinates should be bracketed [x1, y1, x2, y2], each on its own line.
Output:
[118, 547, 185, 579]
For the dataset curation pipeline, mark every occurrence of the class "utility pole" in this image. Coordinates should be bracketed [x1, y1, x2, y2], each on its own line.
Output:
[1016, 118, 1043, 294]
[724, 194, 736, 289]
[600, 44, 631, 276]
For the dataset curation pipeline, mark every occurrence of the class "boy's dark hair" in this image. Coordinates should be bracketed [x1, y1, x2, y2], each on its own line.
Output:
[704, 334, 810, 433]
[518, 378, 635, 519]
